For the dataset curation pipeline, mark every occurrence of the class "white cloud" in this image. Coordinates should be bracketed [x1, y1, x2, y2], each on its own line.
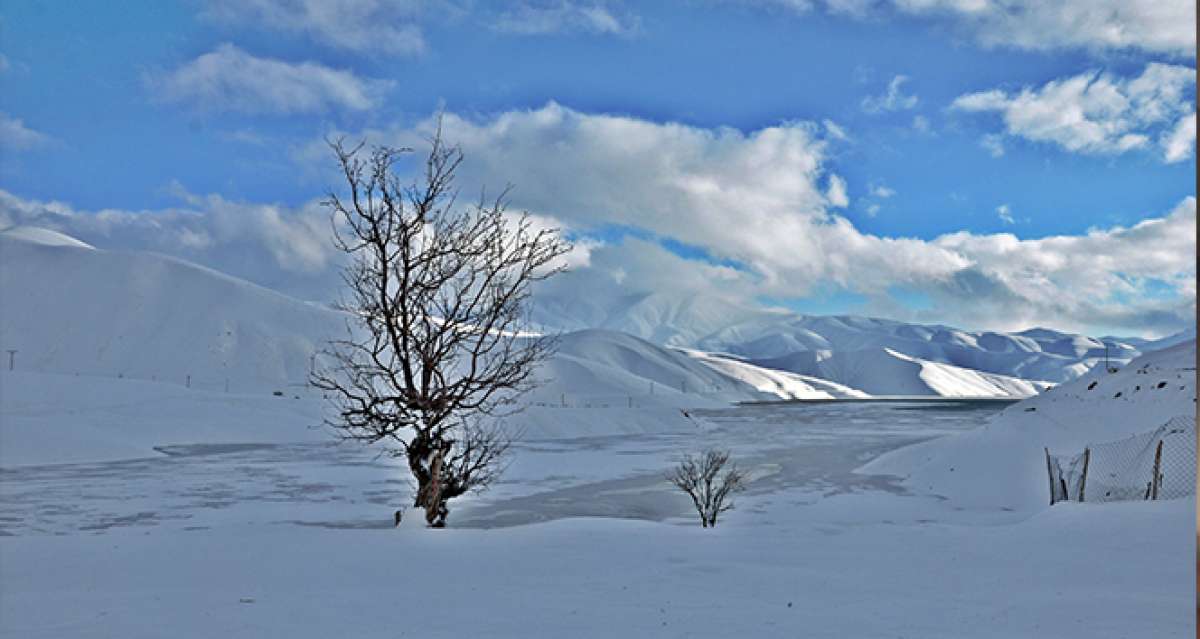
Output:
[869, 184, 895, 198]
[826, 174, 849, 208]
[202, 0, 428, 56]
[995, 203, 1013, 224]
[930, 198, 1196, 334]
[1162, 111, 1197, 163]
[493, 2, 639, 36]
[979, 133, 1005, 157]
[149, 44, 391, 114]
[895, 0, 1196, 58]
[0, 112, 50, 150]
[911, 114, 931, 134]
[737, 0, 1195, 56]
[861, 75, 918, 114]
[822, 119, 849, 140]
[952, 63, 1196, 159]
[865, 203, 881, 217]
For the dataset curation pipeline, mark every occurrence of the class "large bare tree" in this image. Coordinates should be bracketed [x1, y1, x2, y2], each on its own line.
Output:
[312, 126, 570, 527]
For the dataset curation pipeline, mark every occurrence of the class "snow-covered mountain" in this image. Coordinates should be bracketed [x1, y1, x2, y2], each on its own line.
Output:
[0, 226, 346, 393]
[534, 289, 1174, 384]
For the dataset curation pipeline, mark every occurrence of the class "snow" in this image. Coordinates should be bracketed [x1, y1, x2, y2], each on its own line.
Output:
[0, 225, 96, 249]
[749, 346, 1050, 397]
[863, 339, 1197, 512]
[0, 400, 1192, 638]
[0, 230, 346, 393]
[0, 371, 329, 466]
[679, 348, 869, 399]
[1, 227, 1193, 637]
[538, 288, 1152, 384]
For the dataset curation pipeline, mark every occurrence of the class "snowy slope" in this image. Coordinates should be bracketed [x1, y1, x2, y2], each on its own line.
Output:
[537, 291, 1149, 384]
[679, 349, 868, 399]
[531, 329, 767, 407]
[699, 317, 1137, 383]
[862, 340, 1197, 512]
[0, 227, 347, 393]
[750, 346, 1049, 397]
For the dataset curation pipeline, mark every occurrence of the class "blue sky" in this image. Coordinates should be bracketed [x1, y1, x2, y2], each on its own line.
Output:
[0, 1, 1195, 336]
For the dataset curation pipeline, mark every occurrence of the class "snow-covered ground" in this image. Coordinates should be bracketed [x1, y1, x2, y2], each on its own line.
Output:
[1, 395, 1193, 638]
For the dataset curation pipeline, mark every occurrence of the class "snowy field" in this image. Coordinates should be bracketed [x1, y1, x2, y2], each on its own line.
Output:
[1, 399, 1192, 638]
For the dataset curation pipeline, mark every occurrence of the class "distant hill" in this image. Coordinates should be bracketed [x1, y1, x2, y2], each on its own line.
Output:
[534, 289, 1160, 384]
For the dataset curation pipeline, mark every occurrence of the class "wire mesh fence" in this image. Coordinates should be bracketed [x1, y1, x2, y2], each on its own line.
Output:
[1046, 414, 1196, 504]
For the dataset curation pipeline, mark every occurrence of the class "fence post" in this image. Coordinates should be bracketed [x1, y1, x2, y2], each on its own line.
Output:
[1078, 447, 1090, 502]
[1150, 439, 1164, 500]
[1045, 447, 1056, 505]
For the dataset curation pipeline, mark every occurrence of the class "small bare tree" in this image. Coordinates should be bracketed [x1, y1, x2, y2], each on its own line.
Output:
[667, 449, 747, 528]
[312, 124, 570, 527]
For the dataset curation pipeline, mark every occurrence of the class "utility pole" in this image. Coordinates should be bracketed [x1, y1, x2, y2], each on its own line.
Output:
[5, 349, 15, 371]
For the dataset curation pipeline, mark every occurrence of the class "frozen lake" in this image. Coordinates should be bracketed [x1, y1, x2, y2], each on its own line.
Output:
[0, 401, 1009, 536]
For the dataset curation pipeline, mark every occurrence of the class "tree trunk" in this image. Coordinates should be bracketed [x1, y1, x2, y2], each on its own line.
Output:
[409, 440, 452, 527]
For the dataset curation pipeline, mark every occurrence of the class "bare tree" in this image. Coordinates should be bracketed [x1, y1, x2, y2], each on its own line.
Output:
[312, 124, 570, 527]
[667, 449, 747, 528]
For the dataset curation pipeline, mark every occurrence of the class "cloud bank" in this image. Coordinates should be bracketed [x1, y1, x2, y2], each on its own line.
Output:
[6, 103, 1185, 336]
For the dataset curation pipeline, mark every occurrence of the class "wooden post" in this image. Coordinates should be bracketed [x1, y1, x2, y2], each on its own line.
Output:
[1045, 447, 1056, 505]
[1078, 447, 1090, 502]
[1150, 439, 1164, 500]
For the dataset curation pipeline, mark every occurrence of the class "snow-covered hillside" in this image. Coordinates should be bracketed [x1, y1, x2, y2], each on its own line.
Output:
[862, 339, 1197, 512]
[535, 290, 1178, 384]
[750, 346, 1050, 397]
[680, 349, 869, 400]
[0, 226, 346, 393]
